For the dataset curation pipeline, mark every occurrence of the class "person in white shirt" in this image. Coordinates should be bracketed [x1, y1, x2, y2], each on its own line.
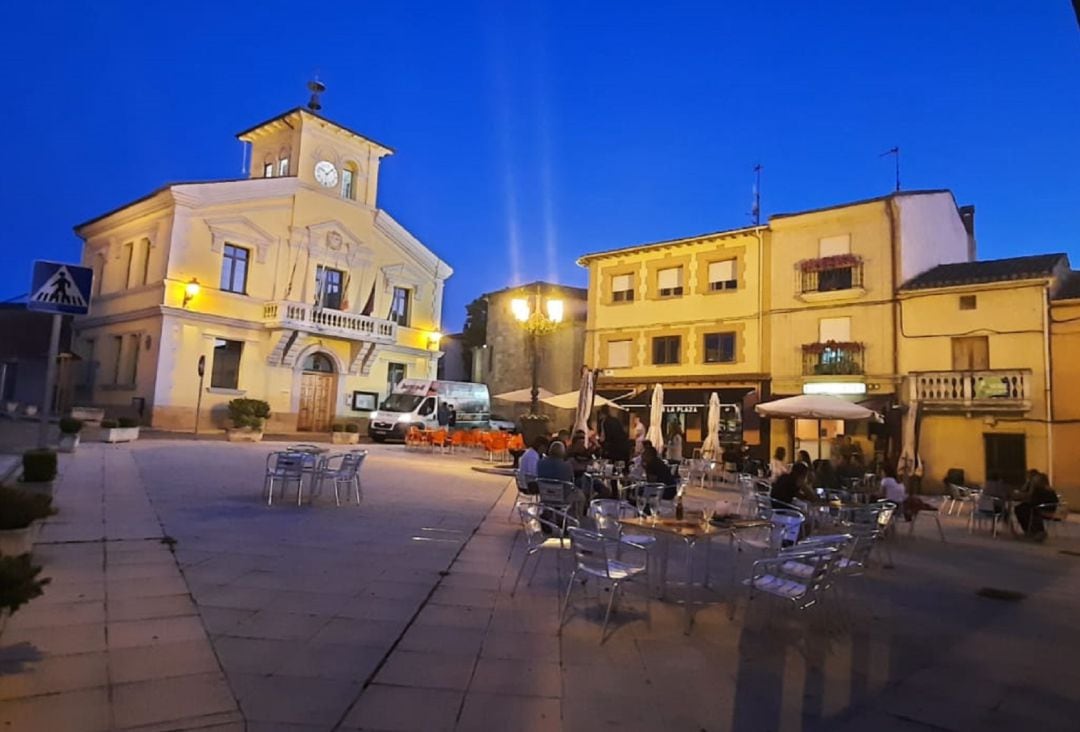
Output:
[769, 446, 790, 483]
[881, 467, 907, 504]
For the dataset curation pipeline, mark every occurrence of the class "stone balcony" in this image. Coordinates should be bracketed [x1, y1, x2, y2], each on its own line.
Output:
[914, 369, 1032, 412]
[262, 301, 398, 344]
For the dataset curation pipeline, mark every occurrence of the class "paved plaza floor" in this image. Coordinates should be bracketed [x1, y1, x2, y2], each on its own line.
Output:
[3, 440, 1080, 731]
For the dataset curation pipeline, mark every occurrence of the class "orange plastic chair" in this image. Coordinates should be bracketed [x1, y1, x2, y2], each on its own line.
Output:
[508, 433, 525, 451]
[450, 430, 466, 453]
[430, 429, 449, 452]
[405, 426, 421, 448]
[489, 431, 509, 462]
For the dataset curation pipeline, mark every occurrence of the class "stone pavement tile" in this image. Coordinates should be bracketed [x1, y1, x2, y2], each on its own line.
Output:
[340, 683, 463, 731]
[487, 606, 561, 635]
[413, 603, 493, 630]
[456, 691, 561, 732]
[110, 639, 221, 684]
[438, 570, 504, 591]
[361, 579, 435, 603]
[122, 711, 244, 732]
[112, 671, 238, 729]
[107, 593, 198, 622]
[398, 625, 486, 656]
[470, 657, 562, 698]
[246, 724, 325, 732]
[1, 621, 106, 656]
[107, 574, 190, 599]
[197, 584, 278, 611]
[271, 641, 385, 681]
[561, 693, 666, 732]
[430, 585, 499, 609]
[213, 636, 304, 675]
[374, 649, 478, 690]
[0, 650, 108, 701]
[4, 599, 105, 630]
[479, 630, 560, 662]
[199, 605, 256, 634]
[0, 686, 111, 731]
[335, 596, 422, 623]
[310, 617, 408, 646]
[35, 578, 105, 605]
[821, 708, 951, 732]
[106, 562, 181, 581]
[265, 589, 348, 617]
[229, 672, 361, 725]
[226, 609, 331, 641]
[107, 615, 208, 649]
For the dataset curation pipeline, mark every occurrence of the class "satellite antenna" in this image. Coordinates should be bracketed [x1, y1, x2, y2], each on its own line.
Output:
[307, 78, 326, 112]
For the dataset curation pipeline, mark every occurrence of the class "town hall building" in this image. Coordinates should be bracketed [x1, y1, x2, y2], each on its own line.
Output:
[72, 104, 451, 432]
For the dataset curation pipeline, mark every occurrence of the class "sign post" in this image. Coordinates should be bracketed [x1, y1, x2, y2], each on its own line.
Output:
[27, 261, 94, 448]
[195, 355, 206, 435]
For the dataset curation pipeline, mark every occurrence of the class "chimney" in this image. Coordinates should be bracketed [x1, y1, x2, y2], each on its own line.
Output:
[959, 205, 976, 261]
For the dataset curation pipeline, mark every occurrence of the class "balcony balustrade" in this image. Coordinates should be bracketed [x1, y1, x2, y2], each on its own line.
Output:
[262, 301, 397, 344]
[914, 369, 1032, 412]
[802, 342, 865, 376]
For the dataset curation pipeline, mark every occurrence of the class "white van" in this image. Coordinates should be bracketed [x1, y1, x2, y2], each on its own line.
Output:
[368, 379, 492, 442]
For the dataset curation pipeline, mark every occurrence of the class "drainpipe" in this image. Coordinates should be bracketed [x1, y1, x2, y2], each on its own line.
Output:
[1043, 283, 1054, 484]
[755, 225, 769, 460]
[886, 200, 902, 468]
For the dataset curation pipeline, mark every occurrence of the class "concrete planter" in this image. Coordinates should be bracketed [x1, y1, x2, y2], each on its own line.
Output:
[18, 481, 54, 500]
[0, 522, 42, 557]
[226, 428, 264, 443]
[58, 433, 81, 453]
[101, 426, 140, 443]
[331, 432, 360, 445]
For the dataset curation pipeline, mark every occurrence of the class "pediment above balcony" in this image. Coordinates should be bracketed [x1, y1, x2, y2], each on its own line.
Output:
[205, 216, 274, 263]
[298, 220, 375, 269]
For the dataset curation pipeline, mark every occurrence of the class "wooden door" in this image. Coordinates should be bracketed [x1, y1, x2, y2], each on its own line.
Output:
[984, 433, 1026, 486]
[298, 373, 335, 431]
[951, 336, 989, 371]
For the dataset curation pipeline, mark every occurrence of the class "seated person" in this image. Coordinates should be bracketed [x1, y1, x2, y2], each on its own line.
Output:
[537, 441, 586, 516]
[983, 471, 1011, 500]
[771, 462, 817, 508]
[567, 431, 595, 477]
[1014, 471, 1057, 540]
[517, 435, 547, 494]
[880, 466, 935, 520]
[814, 460, 842, 493]
[642, 445, 678, 500]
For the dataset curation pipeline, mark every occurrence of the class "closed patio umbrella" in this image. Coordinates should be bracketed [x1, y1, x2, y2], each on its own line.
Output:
[645, 383, 665, 451]
[699, 392, 722, 460]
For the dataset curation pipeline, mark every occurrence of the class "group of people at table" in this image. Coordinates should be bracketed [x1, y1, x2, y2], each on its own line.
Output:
[767, 445, 1061, 541]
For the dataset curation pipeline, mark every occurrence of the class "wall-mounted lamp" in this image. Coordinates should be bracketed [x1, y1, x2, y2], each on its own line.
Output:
[427, 331, 443, 351]
[182, 278, 201, 308]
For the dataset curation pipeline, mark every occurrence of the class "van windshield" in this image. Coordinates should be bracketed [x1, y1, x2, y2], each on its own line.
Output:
[380, 394, 423, 413]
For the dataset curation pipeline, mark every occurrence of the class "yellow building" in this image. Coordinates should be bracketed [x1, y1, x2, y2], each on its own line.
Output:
[767, 191, 973, 460]
[73, 106, 451, 432]
[1050, 273, 1080, 503]
[578, 226, 770, 451]
[898, 254, 1068, 491]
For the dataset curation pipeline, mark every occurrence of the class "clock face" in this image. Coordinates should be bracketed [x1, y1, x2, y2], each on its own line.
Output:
[314, 161, 339, 188]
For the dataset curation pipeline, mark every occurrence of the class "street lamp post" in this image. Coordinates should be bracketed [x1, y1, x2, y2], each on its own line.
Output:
[511, 284, 564, 416]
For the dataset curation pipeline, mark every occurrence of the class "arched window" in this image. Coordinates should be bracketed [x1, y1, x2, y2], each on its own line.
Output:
[262, 154, 274, 178]
[302, 353, 335, 373]
[278, 147, 290, 176]
[341, 162, 359, 200]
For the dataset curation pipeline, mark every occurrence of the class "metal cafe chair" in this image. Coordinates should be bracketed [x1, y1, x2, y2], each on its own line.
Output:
[314, 450, 367, 506]
[264, 451, 306, 506]
[512, 502, 578, 596]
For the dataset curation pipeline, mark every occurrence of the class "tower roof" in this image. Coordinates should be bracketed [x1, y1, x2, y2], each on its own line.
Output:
[235, 107, 395, 155]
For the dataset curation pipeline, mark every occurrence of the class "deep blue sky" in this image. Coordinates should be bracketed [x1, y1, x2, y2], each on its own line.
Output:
[1, 2, 1077, 330]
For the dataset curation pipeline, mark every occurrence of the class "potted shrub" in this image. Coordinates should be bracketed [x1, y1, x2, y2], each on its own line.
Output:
[226, 398, 270, 442]
[332, 422, 360, 445]
[22, 449, 57, 484]
[0, 487, 56, 557]
[58, 417, 83, 453]
[0, 555, 50, 634]
[99, 417, 140, 443]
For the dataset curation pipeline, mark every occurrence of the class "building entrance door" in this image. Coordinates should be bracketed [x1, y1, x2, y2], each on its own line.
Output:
[984, 433, 1026, 486]
[297, 353, 336, 432]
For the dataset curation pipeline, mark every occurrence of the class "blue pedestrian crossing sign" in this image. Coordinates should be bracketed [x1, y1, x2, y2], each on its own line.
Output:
[28, 260, 94, 315]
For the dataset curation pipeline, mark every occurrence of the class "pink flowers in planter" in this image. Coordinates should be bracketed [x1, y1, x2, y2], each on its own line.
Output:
[801, 340, 864, 354]
[799, 254, 862, 273]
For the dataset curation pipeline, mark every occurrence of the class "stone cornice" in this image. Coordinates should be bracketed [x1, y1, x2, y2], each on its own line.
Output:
[373, 210, 453, 279]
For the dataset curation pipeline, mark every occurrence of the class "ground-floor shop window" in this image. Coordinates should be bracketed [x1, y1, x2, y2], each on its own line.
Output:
[211, 339, 243, 389]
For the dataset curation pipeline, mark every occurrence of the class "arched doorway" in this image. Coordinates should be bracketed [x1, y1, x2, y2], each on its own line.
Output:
[297, 352, 336, 431]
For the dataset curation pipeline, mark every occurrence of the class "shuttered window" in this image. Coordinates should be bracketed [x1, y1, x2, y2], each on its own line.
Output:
[657, 267, 683, 297]
[708, 259, 737, 291]
[611, 274, 634, 302]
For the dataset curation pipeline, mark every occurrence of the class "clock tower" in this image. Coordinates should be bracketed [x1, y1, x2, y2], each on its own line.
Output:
[236, 105, 394, 208]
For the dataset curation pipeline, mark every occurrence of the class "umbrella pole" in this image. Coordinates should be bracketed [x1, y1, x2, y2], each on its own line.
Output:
[817, 419, 822, 462]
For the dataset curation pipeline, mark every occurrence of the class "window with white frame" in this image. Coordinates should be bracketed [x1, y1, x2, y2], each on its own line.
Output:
[278, 149, 290, 176]
[220, 244, 249, 294]
[123, 242, 135, 289]
[263, 160, 274, 178]
[211, 339, 243, 390]
[657, 266, 683, 297]
[341, 167, 356, 200]
[607, 339, 632, 368]
[708, 259, 737, 291]
[140, 239, 152, 285]
[111, 336, 123, 384]
[611, 273, 634, 302]
[389, 286, 411, 326]
[125, 334, 140, 384]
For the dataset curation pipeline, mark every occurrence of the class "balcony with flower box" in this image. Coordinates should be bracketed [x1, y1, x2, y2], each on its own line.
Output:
[802, 341, 865, 376]
[914, 369, 1032, 413]
[797, 254, 866, 302]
